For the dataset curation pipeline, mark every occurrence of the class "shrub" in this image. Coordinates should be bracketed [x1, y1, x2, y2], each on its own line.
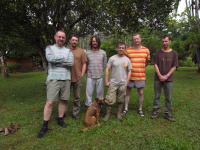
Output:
[179, 57, 195, 67]
[0, 63, 21, 73]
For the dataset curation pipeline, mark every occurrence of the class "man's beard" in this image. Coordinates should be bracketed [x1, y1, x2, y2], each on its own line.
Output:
[57, 41, 64, 46]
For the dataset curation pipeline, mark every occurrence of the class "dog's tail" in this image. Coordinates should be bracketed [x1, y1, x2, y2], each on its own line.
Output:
[80, 127, 89, 132]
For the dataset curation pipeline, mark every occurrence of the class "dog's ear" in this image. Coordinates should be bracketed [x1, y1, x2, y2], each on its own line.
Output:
[95, 97, 99, 101]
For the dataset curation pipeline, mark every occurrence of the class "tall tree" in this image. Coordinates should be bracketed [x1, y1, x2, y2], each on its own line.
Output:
[0, 0, 177, 77]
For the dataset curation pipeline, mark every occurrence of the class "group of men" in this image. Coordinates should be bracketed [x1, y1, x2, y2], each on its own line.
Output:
[38, 30, 178, 138]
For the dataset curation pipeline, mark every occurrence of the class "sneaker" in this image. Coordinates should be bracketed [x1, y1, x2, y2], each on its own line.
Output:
[37, 126, 48, 138]
[57, 119, 68, 127]
[151, 110, 159, 119]
[165, 113, 175, 122]
[73, 115, 81, 121]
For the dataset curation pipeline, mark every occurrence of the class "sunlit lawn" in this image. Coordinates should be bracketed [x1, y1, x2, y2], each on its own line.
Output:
[0, 66, 200, 149]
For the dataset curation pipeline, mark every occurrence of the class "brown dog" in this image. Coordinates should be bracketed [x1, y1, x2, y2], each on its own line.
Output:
[80, 97, 104, 132]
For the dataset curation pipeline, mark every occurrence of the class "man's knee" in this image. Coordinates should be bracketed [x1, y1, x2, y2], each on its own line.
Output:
[45, 101, 54, 108]
[126, 87, 131, 95]
[137, 88, 144, 96]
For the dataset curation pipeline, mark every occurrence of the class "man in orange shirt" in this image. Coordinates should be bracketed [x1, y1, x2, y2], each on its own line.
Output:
[121, 33, 150, 116]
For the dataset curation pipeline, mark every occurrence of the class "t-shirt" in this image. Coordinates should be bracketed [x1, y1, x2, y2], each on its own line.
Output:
[46, 44, 74, 81]
[151, 49, 178, 81]
[125, 46, 150, 81]
[70, 47, 87, 82]
[107, 54, 132, 86]
[86, 49, 107, 79]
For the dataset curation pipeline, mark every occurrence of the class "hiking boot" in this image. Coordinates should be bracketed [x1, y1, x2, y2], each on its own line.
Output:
[37, 126, 48, 138]
[57, 119, 68, 127]
[117, 103, 123, 121]
[103, 105, 111, 122]
[165, 113, 175, 122]
[151, 110, 159, 119]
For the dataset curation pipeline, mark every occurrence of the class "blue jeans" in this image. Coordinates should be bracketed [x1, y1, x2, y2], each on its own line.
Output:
[153, 80, 173, 114]
[85, 77, 104, 106]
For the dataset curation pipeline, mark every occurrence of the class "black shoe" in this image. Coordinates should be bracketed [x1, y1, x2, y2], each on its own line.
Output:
[57, 119, 68, 127]
[63, 114, 66, 118]
[37, 126, 48, 138]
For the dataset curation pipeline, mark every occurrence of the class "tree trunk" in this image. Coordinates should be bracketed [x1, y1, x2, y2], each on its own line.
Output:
[195, 0, 200, 33]
[38, 50, 47, 72]
[0, 51, 9, 77]
[196, 46, 200, 73]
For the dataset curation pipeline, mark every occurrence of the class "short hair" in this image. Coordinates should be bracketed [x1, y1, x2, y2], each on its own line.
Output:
[90, 36, 101, 49]
[118, 42, 126, 48]
[161, 35, 171, 41]
[132, 33, 141, 40]
[55, 30, 66, 36]
[70, 34, 79, 41]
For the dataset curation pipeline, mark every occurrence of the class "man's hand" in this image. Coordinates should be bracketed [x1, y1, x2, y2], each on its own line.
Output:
[105, 81, 110, 87]
[159, 75, 169, 82]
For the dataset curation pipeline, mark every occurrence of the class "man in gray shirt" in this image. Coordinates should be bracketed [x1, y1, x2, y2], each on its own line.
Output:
[103, 42, 132, 122]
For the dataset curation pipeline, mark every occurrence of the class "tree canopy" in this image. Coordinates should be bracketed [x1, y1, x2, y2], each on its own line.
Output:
[0, 0, 179, 76]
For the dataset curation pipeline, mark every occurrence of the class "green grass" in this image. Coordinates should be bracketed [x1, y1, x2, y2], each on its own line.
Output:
[0, 66, 200, 150]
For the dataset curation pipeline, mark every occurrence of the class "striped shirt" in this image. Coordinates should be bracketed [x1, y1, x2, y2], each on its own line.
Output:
[125, 46, 150, 81]
[46, 44, 74, 81]
[86, 49, 107, 79]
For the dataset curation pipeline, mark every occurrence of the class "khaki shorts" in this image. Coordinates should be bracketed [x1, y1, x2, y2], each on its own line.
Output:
[127, 80, 146, 89]
[46, 80, 71, 102]
[105, 83, 127, 105]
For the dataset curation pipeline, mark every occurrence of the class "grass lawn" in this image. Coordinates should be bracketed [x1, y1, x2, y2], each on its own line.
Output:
[0, 66, 200, 150]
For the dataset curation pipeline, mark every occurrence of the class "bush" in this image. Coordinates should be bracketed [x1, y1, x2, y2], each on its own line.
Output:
[179, 57, 195, 67]
[0, 63, 21, 73]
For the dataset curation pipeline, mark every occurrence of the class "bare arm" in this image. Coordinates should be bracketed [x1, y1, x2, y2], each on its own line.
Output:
[81, 63, 86, 77]
[105, 66, 111, 87]
[126, 69, 132, 84]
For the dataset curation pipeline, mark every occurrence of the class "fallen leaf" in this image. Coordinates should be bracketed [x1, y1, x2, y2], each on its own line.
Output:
[143, 133, 150, 135]
[172, 109, 179, 112]
[113, 129, 118, 134]
[164, 123, 167, 126]
[62, 128, 66, 131]
[32, 110, 37, 112]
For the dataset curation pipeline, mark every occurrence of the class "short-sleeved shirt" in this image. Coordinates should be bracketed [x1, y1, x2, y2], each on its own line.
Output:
[107, 54, 132, 86]
[86, 49, 107, 79]
[125, 46, 150, 81]
[151, 49, 178, 82]
[70, 47, 87, 82]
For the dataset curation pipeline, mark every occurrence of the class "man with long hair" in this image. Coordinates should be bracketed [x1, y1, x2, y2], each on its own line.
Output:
[85, 36, 107, 107]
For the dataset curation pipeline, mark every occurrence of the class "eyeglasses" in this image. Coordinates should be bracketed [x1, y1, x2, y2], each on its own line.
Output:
[56, 36, 65, 39]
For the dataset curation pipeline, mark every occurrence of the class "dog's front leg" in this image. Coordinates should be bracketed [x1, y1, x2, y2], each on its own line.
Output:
[95, 113, 100, 127]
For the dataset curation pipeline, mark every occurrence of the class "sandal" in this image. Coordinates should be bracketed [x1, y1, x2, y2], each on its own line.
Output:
[138, 110, 145, 117]
[121, 110, 128, 115]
